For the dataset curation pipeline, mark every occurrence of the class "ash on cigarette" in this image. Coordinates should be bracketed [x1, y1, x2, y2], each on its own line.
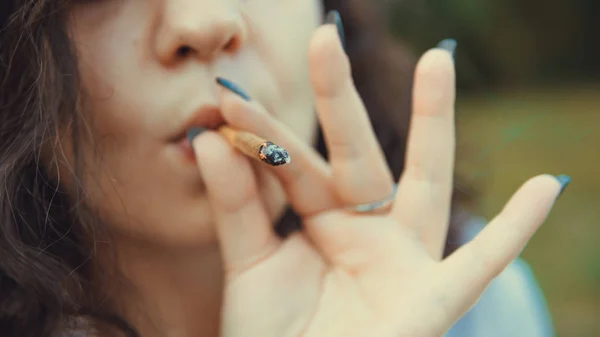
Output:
[259, 142, 291, 166]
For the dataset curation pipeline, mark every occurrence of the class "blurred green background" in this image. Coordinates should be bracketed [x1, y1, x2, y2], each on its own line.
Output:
[388, 1, 599, 336]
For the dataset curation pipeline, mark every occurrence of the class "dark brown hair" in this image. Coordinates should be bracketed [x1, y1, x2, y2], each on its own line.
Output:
[0, 1, 473, 336]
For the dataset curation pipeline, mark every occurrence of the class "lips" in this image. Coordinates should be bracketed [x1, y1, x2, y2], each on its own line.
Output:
[169, 106, 227, 162]
[169, 106, 226, 144]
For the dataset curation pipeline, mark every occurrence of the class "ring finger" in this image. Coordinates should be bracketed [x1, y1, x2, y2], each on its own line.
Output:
[392, 42, 457, 259]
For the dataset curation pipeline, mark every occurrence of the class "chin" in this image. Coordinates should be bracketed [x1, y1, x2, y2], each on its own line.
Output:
[119, 203, 220, 250]
[128, 166, 289, 250]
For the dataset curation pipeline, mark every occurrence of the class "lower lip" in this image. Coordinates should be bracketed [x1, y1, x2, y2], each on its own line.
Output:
[177, 138, 197, 163]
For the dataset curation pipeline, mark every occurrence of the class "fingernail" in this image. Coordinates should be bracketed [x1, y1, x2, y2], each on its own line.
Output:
[187, 127, 206, 147]
[436, 38, 457, 58]
[216, 77, 251, 101]
[326, 10, 346, 51]
[554, 174, 571, 197]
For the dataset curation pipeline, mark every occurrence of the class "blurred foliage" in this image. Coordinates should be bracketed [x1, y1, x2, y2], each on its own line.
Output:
[388, 0, 600, 90]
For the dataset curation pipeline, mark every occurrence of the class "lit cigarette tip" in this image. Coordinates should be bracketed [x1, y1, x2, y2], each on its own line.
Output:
[258, 142, 291, 166]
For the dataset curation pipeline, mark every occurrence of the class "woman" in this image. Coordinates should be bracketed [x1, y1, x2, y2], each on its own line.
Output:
[0, 0, 567, 336]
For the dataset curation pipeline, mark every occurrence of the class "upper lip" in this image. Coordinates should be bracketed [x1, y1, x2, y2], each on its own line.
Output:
[170, 105, 226, 142]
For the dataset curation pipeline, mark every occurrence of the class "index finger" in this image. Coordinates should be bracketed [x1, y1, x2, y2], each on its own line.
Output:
[215, 82, 339, 217]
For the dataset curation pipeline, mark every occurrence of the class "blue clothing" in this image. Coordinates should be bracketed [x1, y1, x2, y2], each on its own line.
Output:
[446, 216, 555, 337]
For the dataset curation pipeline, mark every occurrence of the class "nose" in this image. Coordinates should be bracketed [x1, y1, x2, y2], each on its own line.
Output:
[154, 2, 247, 64]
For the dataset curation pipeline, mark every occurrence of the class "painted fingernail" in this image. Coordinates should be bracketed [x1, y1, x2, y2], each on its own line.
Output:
[554, 174, 571, 197]
[187, 127, 206, 147]
[326, 10, 346, 51]
[216, 77, 251, 101]
[436, 38, 457, 58]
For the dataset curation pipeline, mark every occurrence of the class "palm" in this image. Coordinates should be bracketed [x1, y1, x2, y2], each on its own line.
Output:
[221, 186, 556, 337]
[193, 26, 563, 337]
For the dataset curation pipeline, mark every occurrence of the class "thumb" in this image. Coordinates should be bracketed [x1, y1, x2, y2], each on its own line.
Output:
[190, 129, 281, 276]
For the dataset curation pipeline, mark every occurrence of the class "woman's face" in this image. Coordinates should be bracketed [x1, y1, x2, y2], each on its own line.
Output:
[66, 0, 323, 246]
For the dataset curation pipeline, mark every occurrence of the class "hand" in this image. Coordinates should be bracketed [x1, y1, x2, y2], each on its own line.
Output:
[191, 25, 565, 337]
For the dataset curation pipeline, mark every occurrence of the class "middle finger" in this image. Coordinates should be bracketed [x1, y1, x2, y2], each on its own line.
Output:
[309, 24, 394, 206]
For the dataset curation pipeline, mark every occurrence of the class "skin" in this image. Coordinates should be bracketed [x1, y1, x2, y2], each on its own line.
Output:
[65, 1, 563, 336]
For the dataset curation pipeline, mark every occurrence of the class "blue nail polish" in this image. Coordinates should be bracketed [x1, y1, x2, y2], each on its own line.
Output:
[187, 127, 206, 147]
[436, 38, 457, 58]
[216, 77, 251, 101]
[555, 174, 571, 197]
[326, 10, 346, 51]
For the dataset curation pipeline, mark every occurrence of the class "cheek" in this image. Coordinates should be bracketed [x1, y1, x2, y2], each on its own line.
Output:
[247, 1, 322, 96]
[244, 1, 321, 143]
[77, 47, 151, 143]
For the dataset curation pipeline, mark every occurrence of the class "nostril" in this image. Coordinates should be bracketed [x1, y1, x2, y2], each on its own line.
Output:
[176, 46, 193, 58]
[223, 36, 238, 52]
[172, 34, 239, 60]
